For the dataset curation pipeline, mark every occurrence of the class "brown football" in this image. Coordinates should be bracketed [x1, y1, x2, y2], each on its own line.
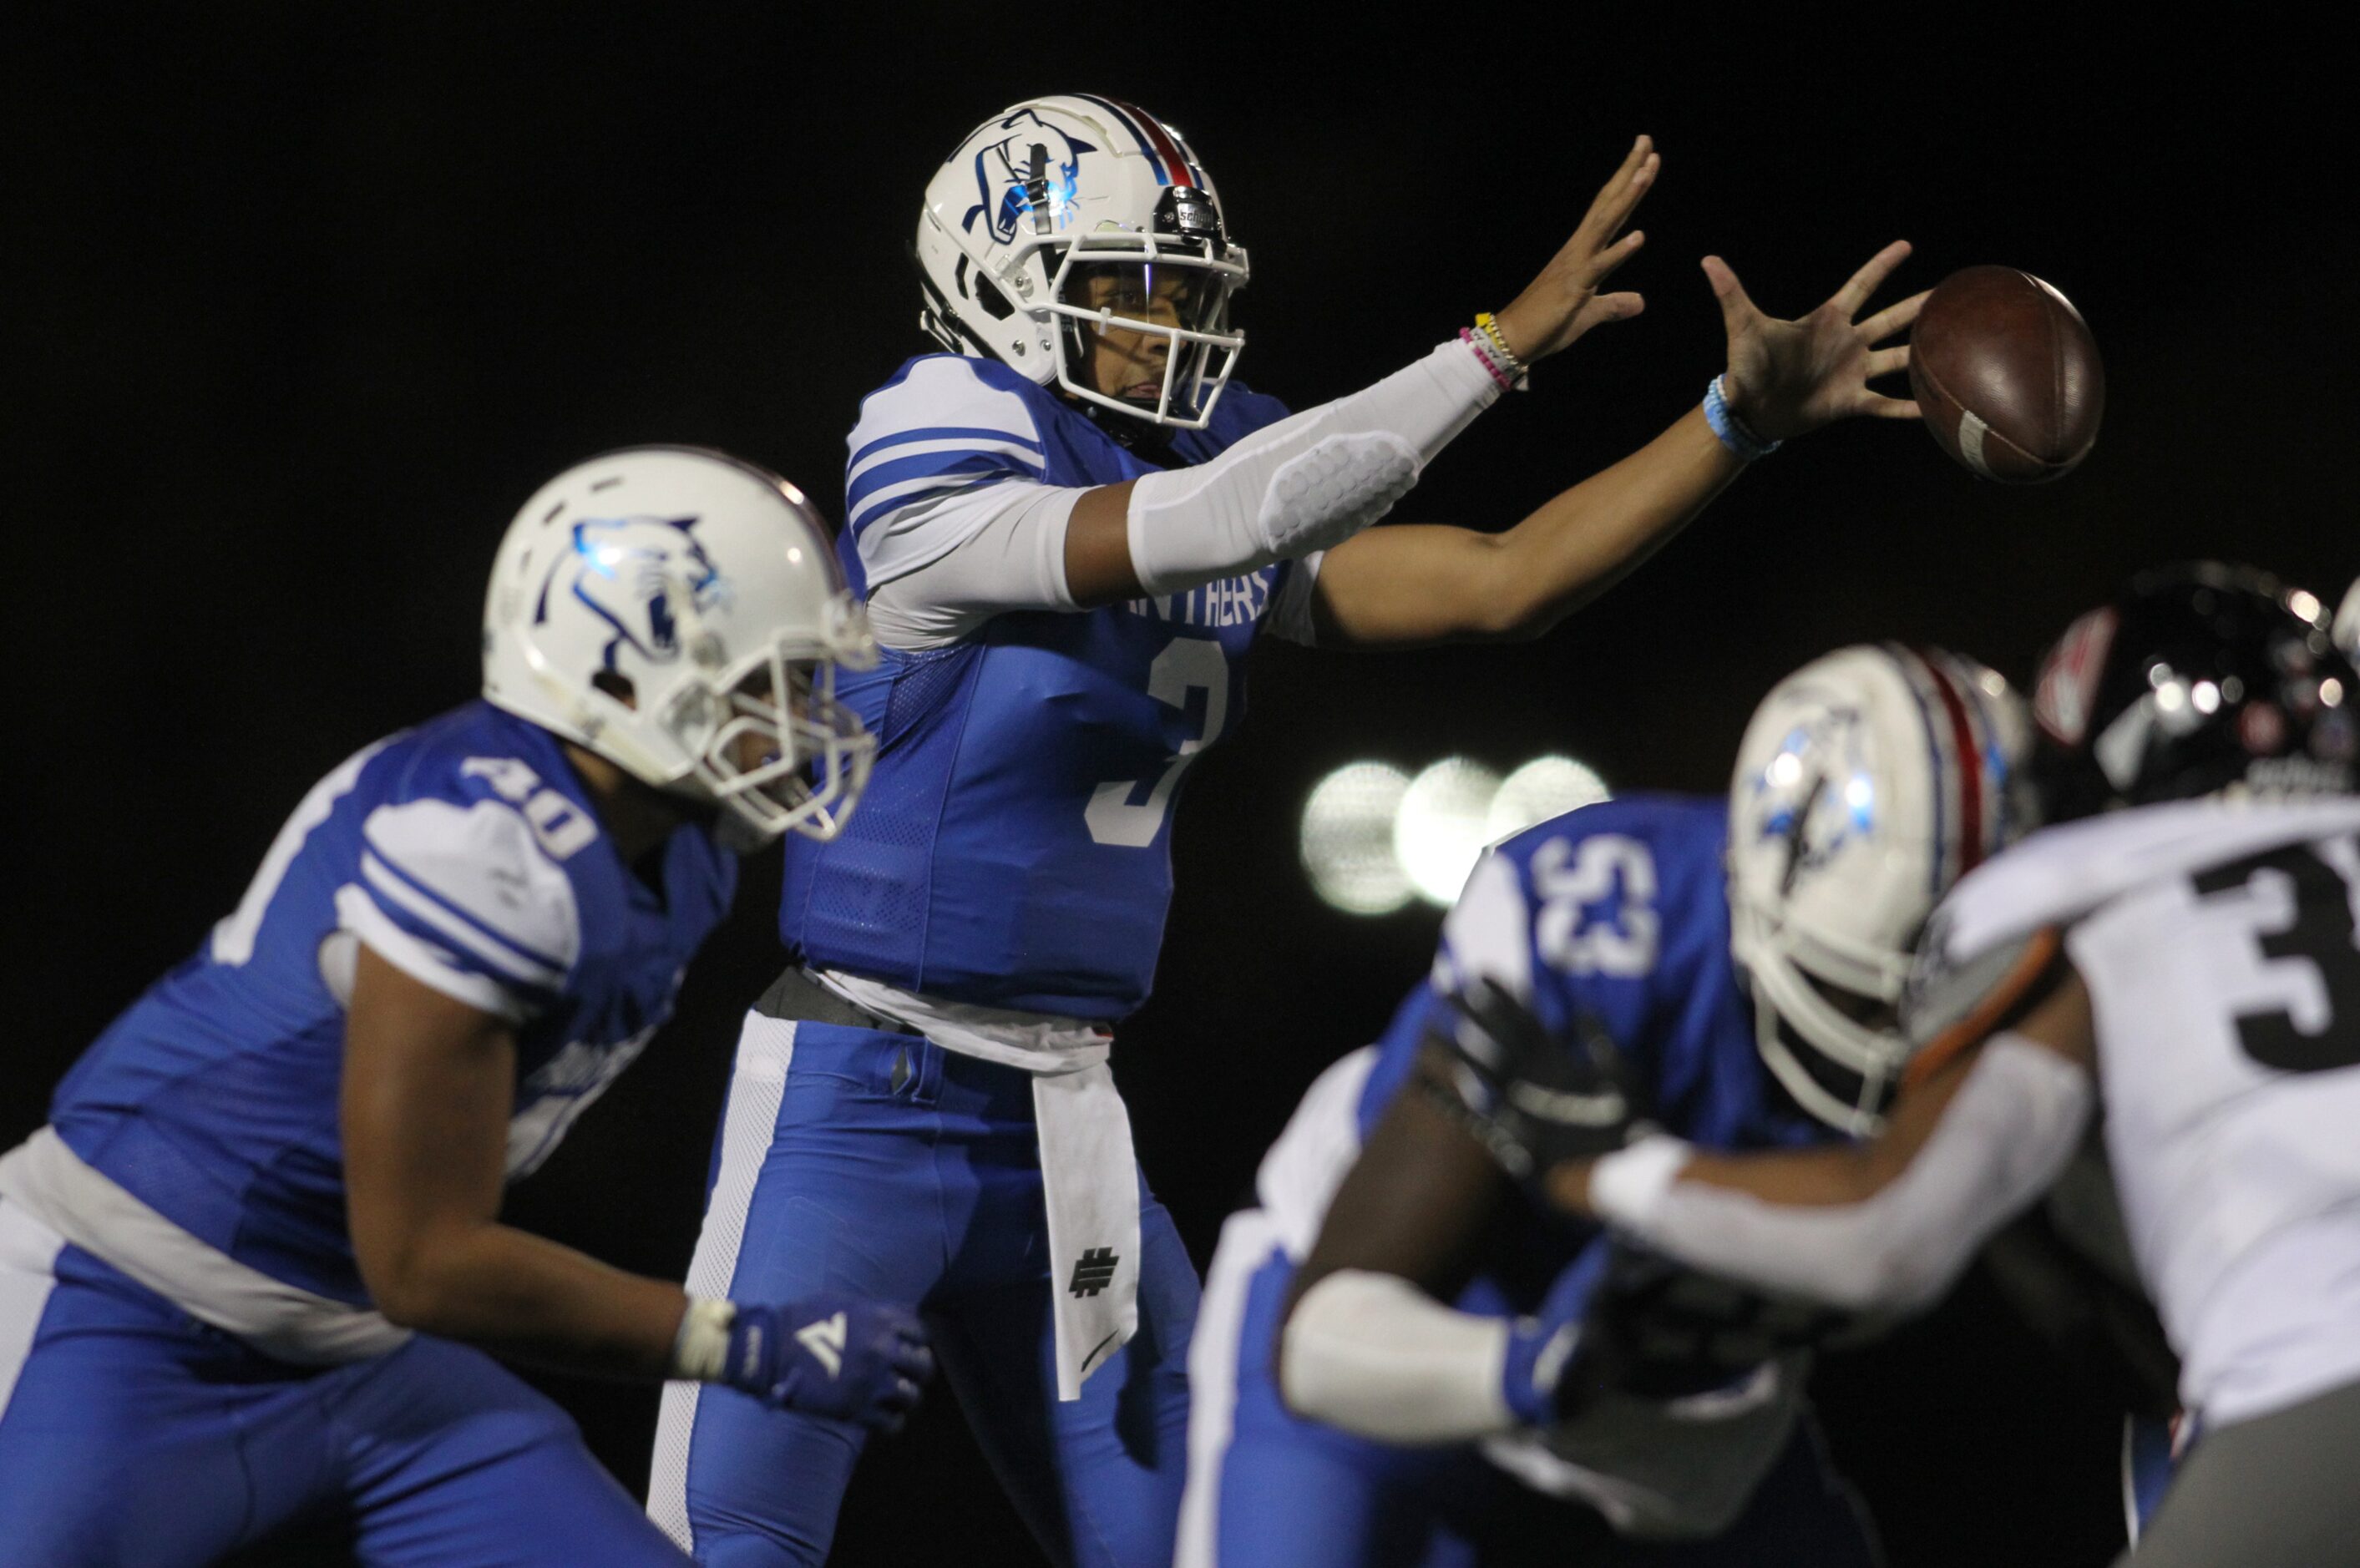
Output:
[1908, 266, 2104, 483]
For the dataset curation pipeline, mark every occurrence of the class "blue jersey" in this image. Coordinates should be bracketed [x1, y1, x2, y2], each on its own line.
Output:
[778, 353, 1308, 1018]
[44, 701, 735, 1306]
[1353, 794, 1831, 1314]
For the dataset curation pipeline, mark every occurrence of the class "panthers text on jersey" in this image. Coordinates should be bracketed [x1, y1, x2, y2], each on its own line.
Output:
[13, 701, 733, 1328]
[778, 352, 1317, 1018]
[1925, 794, 2360, 1429]
[1179, 796, 1876, 1565]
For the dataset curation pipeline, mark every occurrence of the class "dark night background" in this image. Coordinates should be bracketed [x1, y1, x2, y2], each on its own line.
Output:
[5, 8, 2348, 1565]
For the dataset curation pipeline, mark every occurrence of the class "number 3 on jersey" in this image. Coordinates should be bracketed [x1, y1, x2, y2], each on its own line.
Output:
[1532, 834, 1659, 978]
[1086, 639, 1229, 847]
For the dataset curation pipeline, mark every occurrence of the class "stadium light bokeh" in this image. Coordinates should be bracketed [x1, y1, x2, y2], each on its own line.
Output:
[1303, 754, 1612, 914]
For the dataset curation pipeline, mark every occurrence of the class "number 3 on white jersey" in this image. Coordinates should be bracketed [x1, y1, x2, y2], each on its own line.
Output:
[1085, 639, 1229, 847]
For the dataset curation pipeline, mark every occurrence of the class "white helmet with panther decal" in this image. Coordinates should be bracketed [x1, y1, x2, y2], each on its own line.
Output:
[914, 93, 1248, 429]
[482, 446, 879, 843]
[1727, 645, 2031, 1133]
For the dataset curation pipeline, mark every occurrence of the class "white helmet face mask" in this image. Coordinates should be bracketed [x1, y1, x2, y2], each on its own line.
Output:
[915, 94, 1247, 430]
[481, 447, 879, 846]
[1726, 645, 2031, 1134]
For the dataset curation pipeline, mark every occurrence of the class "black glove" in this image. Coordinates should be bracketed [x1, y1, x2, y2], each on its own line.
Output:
[1562, 1242, 1871, 1404]
[1426, 977, 1647, 1182]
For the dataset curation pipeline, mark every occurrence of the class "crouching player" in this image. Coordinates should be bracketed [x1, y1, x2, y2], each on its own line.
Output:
[0, 448, 930, 1566]
[1491, 566, 2360, 1566]
[1178, 645, 2028, 1565]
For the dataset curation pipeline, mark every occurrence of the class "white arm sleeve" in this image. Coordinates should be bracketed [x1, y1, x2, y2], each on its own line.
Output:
[1592, 1035, 2094, 1315]
[1280, 1268, 1517, 1444]
[864, 483, 1080, 651]
[1125, 337, 1502, 597]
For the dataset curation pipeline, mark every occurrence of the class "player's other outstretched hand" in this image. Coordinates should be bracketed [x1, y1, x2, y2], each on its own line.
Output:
[1431, 979, 1646, 1183]
[1710, 241, 1926, 441]
[1490, 135, 1659, 365]
[723, 1296, 935, 1434]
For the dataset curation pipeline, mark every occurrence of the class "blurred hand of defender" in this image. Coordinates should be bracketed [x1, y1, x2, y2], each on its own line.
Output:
[1709, 240, 1927, 440]
[1490, 135, 1659, 364]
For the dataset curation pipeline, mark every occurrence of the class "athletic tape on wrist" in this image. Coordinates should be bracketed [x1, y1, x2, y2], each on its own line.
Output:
[670, 1296, 737, 1382]
[1588, 1134, 1694, 1236]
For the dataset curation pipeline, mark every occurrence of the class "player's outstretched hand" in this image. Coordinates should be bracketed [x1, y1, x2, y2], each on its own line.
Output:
[1490, 135, 1658, 365]
[722, 1296, 934, 1434]
[1430, 978, 1646, 1183]
[1710, 240, 1926, 440]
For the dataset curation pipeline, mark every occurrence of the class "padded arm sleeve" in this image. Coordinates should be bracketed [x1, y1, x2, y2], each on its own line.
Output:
[1125, 337, 1503, 597]
[1591, 1035, 2094, 1315]
[1280, 1268, 1517, 1444]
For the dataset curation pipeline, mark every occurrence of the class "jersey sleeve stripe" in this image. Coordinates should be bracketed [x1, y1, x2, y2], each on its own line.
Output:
[357, 852, 569, 989]
[847, 424, 1046, 475]
[848, 473, 1015, 540]
[846, 448, 1042, 522]
[336, 886, 534, 1023]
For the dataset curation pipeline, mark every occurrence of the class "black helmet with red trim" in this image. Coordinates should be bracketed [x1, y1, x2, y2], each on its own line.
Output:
[2031, 562, 2360, 822]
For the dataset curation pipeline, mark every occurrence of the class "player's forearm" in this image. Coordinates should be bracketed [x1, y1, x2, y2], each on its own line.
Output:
[1557, 1036, 2092, 1314]
[1069, 337, 1502, 604]
[1279, 1270, 1522, 1443]
[1481, 405, 1742, 638]
[367, 1218, 688, 1381]
[1309, 407, 1741, 648]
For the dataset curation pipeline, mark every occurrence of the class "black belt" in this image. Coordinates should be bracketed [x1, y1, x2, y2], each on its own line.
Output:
[753, 968, 920, 1036]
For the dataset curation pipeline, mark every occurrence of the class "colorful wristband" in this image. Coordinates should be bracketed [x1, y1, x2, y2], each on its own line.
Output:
[1704, 374, 1780, 459]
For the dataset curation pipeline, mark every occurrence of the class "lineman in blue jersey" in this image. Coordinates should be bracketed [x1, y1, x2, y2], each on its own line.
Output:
[0, 448, 930, 1566]
[1179, 646, 2028, 1565]
[659, 93, 1934, 1566]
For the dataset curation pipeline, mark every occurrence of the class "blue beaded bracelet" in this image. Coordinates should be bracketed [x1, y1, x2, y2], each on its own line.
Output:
[1704, 375, 1780, 460]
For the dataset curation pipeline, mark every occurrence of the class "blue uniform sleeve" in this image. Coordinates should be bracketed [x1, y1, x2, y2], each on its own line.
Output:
[842, 357, 1054, 594]
[341, 796, 583, 1022]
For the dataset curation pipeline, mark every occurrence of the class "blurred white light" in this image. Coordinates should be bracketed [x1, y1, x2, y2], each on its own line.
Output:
[1484, 755, 1611, 842]
[2324, 677, 2346, 707]
[1767, 751, 1802, 788]
[2290, 588, 2324, 624]
[2192, 680, 2221, 715]
[1300, 762, 1414, 914]
[1395, 758, 1503, 906]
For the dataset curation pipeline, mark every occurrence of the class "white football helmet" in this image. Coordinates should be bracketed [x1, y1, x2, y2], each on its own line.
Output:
[1727, 645, 2031, 1133]
[482, 447, 879, 844]
[915, 94, 1247, 429]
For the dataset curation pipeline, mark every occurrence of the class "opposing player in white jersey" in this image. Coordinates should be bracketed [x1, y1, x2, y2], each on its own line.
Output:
[1181, 644, 2026, 1565]
[1482, 564, 2360, 1565]
[656, 95, 1933, 1565]
[0, 448, 931, 1565]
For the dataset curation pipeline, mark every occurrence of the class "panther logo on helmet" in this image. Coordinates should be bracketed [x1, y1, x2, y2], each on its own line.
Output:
[965, 110, 1098, 245]
[555, 515, 730, 668]
[1740, 706, 1878, 892]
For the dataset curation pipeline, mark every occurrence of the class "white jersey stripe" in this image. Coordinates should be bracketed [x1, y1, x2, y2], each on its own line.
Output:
[846, 435, 1044, 491]
[0, 1198, 66, 1424]
[647, 1012, 798, 1550]
[358, 852, 566, 989]
[1176, 1208, 1283, 1568]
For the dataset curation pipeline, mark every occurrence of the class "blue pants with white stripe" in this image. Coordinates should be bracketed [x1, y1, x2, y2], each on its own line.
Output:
[647, 1019, 1198, 1566]
[1179, 1218, 1881, 1568]
[0, 1196, 682, 1566]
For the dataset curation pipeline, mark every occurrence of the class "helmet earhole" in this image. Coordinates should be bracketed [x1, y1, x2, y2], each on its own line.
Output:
[591, 669, 637, 709]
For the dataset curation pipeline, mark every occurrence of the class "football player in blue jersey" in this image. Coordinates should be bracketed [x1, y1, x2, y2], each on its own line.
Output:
[656, 94, 1932, 1565]
[1177, 645, 2028, 1565]
[0, 448, 931, 1566]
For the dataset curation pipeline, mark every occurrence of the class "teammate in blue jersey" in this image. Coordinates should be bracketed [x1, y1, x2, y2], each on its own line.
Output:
[1178, 645, 2028, 1565]
[0, 448, 930, 1566]
[657, 93, 1934, 1565]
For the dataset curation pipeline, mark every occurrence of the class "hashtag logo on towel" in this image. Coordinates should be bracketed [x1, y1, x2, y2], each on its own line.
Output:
[1068, 1247, 1119, 1297]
